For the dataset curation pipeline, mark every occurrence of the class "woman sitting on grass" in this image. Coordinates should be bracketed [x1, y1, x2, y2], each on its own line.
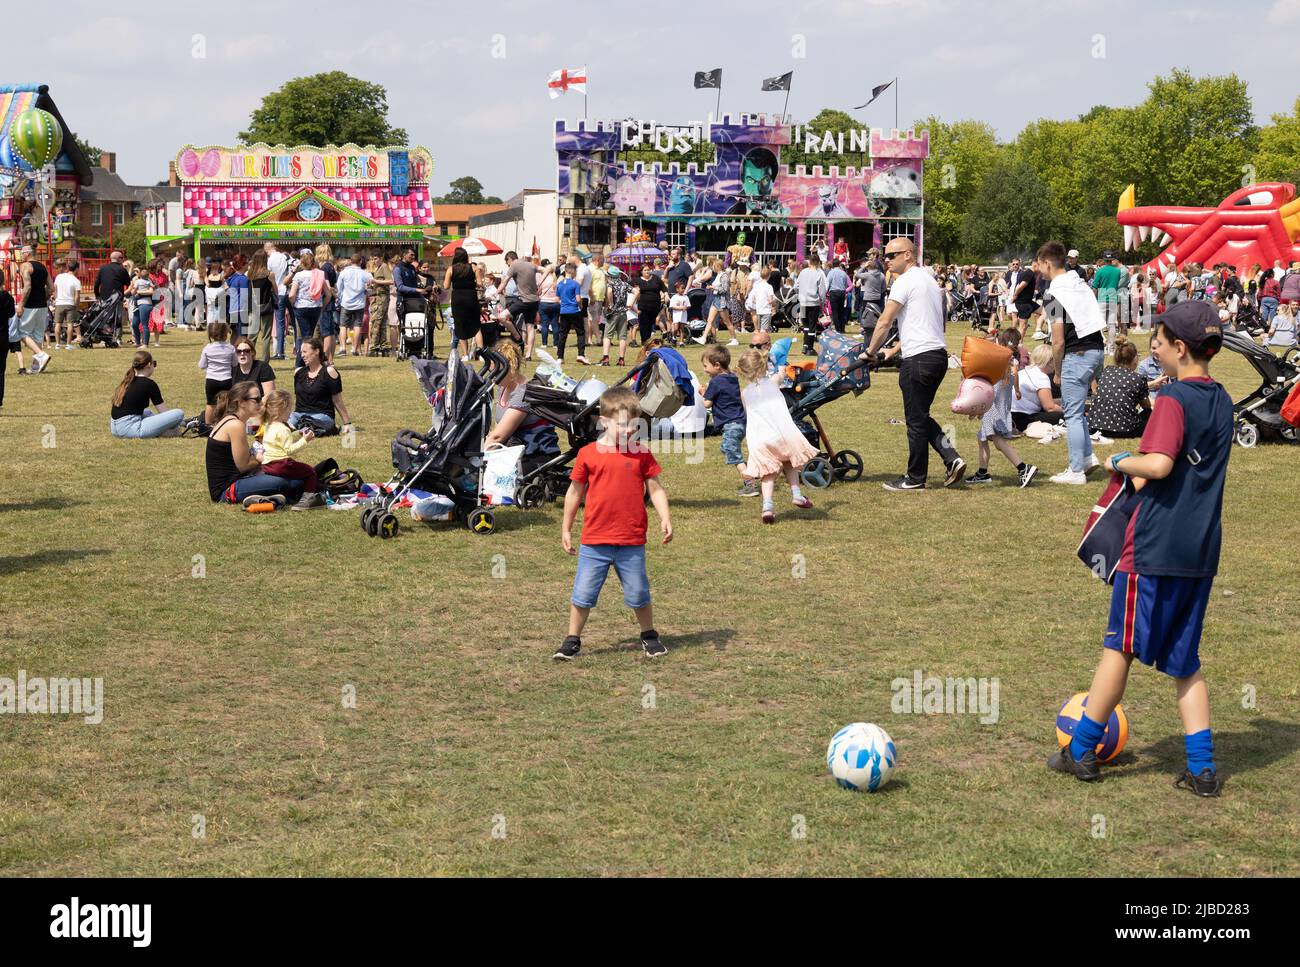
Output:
[228, 337, 276, 397]
[1010, 344, 1064, 432]
[1088, 337, 1152, 440]
[289, 337, 353, 436]
[204, 382, 304, 508]
[109, 350, 186, 438]
[483, 340, 560, 462]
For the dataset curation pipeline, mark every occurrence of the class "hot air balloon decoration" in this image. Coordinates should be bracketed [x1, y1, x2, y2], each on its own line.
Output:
[8, 108, 64, 171]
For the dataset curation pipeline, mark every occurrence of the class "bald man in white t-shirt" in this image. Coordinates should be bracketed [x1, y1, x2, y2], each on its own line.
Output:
[863, 238, 965, 491]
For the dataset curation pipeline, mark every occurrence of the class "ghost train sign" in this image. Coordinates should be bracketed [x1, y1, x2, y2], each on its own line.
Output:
[616, 119, 881, 156]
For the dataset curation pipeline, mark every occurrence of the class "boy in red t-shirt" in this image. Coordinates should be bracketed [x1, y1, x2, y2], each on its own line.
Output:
[557, 387, 673, 660]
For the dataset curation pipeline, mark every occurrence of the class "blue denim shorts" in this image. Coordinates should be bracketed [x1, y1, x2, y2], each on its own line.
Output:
[572, 544, 650, 609]
[720, 420, 745, 465]
[317, 308, 340, 338]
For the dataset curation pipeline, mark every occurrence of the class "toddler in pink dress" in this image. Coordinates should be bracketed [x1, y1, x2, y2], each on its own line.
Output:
[736, 348, 820, 523]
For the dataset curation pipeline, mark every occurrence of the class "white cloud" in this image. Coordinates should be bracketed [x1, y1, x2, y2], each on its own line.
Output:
[1267, 0, 1300, 23]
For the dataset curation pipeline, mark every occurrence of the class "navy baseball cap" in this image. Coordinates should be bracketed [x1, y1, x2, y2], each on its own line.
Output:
[1155, 300, 1222, 356]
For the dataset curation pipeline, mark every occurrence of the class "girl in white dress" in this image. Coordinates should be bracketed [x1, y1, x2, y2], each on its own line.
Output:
[736, 349, 820, 524]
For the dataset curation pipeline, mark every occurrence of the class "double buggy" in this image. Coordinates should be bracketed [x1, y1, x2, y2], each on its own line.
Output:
[779, 331, 873, 489]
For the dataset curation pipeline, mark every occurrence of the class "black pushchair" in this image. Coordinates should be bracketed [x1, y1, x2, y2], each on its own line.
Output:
[512, 355, 681, 510]
[948, 287, 982, 327]
[781, 338, 873, 489]
[396, 291, 444, 362]
[361, 349, 509, 538]
[77, 292, 123, 349]
[1220, 329, 1300, 447]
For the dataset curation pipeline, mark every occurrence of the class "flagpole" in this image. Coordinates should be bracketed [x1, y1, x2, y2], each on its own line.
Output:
[715, 82, 721, 121]
[782, 83, 791, 124]
[894, 76, 899, 132]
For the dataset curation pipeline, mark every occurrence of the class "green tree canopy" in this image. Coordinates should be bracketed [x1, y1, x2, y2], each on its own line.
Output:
[71, 132, 105, 164]
[239, 72, 408, 146]
[917, 117, 1002, 262]
[962, 161, 1055, 260]
[1253, 96, 1300, 186]
[432, 176, 502, 205]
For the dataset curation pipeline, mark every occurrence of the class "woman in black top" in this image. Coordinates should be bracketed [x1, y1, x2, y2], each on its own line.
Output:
[205, 382, 304, 506]
[109, 350, 187, 438]
[1088, 338, 1151, 438]
[444, 249, 481, 347]
[634, 263, 666, 344]
[229, 337, 276, 397]
[290, 337, 352, 435]
[246, 250, 277, 361]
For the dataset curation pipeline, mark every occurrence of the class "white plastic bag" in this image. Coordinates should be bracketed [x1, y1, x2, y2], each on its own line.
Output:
[482, 443, 524, 506]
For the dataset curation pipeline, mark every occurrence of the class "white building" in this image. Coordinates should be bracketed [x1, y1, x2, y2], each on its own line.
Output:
[468, 189, 558, 273]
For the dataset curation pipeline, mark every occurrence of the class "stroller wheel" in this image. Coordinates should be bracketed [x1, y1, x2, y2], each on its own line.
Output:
[1280, 424, 1298, 443]
[518, 481, 545, 511]
[367, 509, 384, 536]
[1285, 347, 1300, 369]
[360, 507, 375, 533]
[1234, 421, 1259, 449]
[467, 508, 495, 535]
[378, 512, 399, 539]
[831, 449, 864, 482]
[801, 456, 834, 489]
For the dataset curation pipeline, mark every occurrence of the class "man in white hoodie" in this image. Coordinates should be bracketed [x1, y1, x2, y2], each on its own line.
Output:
[1040, 241, 1107, 484]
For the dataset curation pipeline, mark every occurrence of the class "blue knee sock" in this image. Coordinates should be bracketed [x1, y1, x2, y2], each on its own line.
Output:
[1184, 729, 1215, 775]
[1070, 712, 1108, 762]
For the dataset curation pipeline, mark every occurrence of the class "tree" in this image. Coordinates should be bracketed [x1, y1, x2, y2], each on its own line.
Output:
[962, 162, 1055, 260]
[917, 117, 1002, 262]
[1253, 96, 1300, 186]
[432, 176, 502, 205]
[239, 72, 408, 146]
[71, 132, 105, 164]
[1009, 118, 1093, 243]
[111, 216, 147, 264]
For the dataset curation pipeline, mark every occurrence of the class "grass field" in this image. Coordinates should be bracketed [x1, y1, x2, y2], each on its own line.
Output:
[1, 324, 1297, 877]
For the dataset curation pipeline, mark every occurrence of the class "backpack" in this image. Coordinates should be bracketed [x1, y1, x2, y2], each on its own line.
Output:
[1077, 473, 1139, 584]
[637, 357, 686, 420]
[312, 458, 363, 497]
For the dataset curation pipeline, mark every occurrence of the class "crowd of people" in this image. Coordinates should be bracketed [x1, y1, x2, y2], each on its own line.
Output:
[5, 234, 1297, 507]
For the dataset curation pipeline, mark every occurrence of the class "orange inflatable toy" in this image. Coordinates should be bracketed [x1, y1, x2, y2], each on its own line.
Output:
[960, 335, 1012, 384]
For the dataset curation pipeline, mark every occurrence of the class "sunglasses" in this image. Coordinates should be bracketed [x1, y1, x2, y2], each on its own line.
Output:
[236, 348, 252, 354]
[248, 395, 263, 402]
[885, 250, 908, 259]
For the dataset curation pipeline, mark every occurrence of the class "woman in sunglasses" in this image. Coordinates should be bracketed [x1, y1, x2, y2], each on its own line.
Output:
[205, 382, 305, 509]
[109, 350, 186, 438]
[228, 337, 277, 398]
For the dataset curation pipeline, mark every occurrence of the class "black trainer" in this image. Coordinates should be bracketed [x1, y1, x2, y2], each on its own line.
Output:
[1019, 464, 1039, 488]
[641, 631, 667, 658]
[1174, 768, 1222, 797]
[967, 470, 993, 484]
[944, 457, 967, 487]
[1047, 745, 1102, 782]
[882, 477, 925, 492]
[553, 636, 581, 661]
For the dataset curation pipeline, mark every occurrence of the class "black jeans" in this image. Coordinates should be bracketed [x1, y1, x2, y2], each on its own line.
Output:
[0, 337, 9, 406]
[800, 304, 821, 353]
[828, 290, 848, 332]
[556, 312, 586, 358]
[898, 348, 960, 484]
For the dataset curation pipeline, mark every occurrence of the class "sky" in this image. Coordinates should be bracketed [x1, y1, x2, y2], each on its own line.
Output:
[14, 0, 1299, 195]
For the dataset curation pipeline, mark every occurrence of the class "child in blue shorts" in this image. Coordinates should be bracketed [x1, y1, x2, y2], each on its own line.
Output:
[700, 345, 755, 497]
[1049, 301, 1233, 796]
[556, 386, 673, 661]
